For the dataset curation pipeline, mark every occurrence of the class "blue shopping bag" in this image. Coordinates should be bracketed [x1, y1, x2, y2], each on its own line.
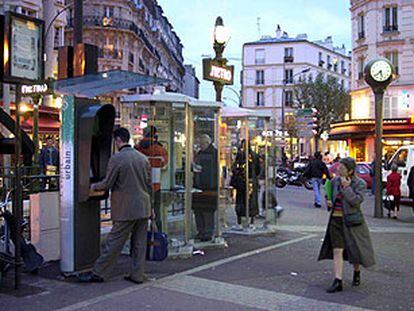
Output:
[146, 221, 168, 261]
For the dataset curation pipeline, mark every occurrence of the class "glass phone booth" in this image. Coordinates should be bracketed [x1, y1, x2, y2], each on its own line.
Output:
[220, 107, 274, 230]
[121, 90, 223, 252]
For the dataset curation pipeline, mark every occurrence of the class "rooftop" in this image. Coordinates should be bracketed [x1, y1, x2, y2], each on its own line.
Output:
[244, 25, 350, 58]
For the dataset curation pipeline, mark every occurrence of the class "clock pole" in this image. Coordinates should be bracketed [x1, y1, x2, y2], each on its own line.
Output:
[364, 58, 395, 218]
[374, 90, 384, 218]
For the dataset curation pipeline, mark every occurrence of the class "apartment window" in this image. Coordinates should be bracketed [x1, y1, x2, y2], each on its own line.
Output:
[384, 7, 398, 32]
[284, 90, 293, 107]
[284, 47, 294, 62]
[358, 58, 364, 79]
[384, 97, 399, 118]
[385, 51, 399, 74]
[21, 7, 37, 17]
[54, 27, 63, 48]
[285, 69, 293, 84]
[255, 49, 265, 65]
[318, 52, 324, 67]
[358, 14, 365, 39]
[327, 55, 332, 69]
[256, 91, 265, 107]
[341, 79, 345, 89]
[333, 58, 338, 72]
[256, 70, 264, 85]
[341, 61, 346, 74]
[128, 52, 135, 64]
[104, 6, 114, 18]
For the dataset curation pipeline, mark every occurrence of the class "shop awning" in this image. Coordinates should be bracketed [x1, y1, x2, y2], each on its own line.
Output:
[54, 70, 170, 98]
[221, 106, 272, 119]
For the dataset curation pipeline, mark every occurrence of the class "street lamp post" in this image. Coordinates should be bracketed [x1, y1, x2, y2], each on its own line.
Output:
[364, 58, 395, 218]
[212, 17, 230, 102]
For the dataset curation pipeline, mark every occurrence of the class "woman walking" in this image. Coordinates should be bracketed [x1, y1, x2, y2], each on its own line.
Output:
[318, 157, 375, 293]
[386, 163, 401, 219]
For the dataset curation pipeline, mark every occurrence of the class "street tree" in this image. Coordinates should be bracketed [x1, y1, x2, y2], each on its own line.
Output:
[293, 73, 351, 151]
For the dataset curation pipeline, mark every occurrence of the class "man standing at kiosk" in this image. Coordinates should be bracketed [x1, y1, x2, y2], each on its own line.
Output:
[79, 128, 152, 284]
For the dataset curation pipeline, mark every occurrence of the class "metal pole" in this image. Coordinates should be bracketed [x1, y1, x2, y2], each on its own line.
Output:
[13, 85, 22, 289]
[374, 91, 384, 218]
[264, 119, 269, 220]
[74, 0, 83, 44]
[184, 104, 193, 242]
[215, 111, 222, 239]
[214, 82, 223, 102]
[244, 119, 249, 229]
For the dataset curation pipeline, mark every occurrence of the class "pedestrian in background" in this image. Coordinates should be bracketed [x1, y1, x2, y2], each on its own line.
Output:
[79, 128, 152, 284]
[386, 163, 401, 219]
[230, 140, 260, 228]
[304, 151, 330, 208]
[408, 165, 414, 216]
[39, 136, 59, 189]
[319, 157, 375, 293]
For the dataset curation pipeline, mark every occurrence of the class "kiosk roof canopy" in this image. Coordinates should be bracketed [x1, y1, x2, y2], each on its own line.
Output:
[121, 88, 221, 109]
[54, 70, 169, 98]
[221, 106, 272, 119]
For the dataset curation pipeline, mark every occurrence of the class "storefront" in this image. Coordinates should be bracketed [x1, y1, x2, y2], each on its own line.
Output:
[329, 117, 414, 162]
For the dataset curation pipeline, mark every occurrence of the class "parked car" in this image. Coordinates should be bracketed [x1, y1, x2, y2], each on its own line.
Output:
[329, 162, 373, 189]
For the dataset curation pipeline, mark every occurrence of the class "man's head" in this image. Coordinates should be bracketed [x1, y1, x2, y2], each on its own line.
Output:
[314, 151, 322, 160]
[46, 136, 54, 148]
[199, 134, 212, 151]
[113, 127, 130, 151]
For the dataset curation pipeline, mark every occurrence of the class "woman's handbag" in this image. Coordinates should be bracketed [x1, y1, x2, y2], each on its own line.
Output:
[382, 194, 395, 211]
[343, 210, 364, 227]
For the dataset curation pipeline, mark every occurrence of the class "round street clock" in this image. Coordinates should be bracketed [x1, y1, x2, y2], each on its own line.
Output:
[364, 58, 395, 91]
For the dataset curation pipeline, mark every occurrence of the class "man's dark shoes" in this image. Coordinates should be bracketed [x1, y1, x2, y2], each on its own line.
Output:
[77, 272, 104, 283]
[326, 278, 343, 293]
[314, 203, 322, 208]
[352, 271, 361, 287]
[124, 275, 148, 285]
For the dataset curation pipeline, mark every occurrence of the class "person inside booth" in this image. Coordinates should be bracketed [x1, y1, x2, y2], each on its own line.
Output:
[39, 136, 59, 190]
[135, 126, 168, 230]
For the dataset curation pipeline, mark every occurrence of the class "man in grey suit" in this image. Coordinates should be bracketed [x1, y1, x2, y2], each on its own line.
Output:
[78, 128, 152, 284]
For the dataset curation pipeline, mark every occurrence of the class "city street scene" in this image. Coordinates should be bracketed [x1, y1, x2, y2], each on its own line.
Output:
[1, 0, 414, 310]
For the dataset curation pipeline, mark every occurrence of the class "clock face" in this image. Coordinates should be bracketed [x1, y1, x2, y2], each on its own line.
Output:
[370, 60, 392, 82]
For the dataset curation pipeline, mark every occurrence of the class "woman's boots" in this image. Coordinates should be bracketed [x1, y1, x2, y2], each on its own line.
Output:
[326, 278, 343, 293]
[352, 270, 361, 286]
[327, 271, 360, 293]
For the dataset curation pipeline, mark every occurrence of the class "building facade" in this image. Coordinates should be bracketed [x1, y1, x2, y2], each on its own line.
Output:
[242, 26, 351, 156]
[64, 0, 185, 132]
[330, 0, 414, 162]
[183, 65, 200, 99]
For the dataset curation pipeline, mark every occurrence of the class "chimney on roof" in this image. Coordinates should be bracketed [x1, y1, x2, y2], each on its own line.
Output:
[282, 31, 288, 38]
[276, 24, 282, 39]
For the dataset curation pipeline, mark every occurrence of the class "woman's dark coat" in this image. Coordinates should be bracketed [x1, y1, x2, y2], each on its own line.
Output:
[318, 176, 376, 268]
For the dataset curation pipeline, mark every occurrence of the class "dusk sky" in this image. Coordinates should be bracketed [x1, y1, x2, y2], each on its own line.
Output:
[157, 0, 352, 105]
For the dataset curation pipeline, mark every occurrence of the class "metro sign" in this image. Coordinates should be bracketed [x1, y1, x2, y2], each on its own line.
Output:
[203, 58, 234, 85]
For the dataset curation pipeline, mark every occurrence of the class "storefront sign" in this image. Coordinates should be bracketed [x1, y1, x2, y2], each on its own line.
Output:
[21, 82, 54, 96]
[2, 12, 44, 84]
[203, 58, 234, 85]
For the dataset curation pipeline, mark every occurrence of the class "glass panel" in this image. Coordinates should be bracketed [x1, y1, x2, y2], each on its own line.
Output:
[191, 108, 219, 241]
[134, 102, 187, 244]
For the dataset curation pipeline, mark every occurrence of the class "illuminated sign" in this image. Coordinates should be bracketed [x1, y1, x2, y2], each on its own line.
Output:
[2, 12, 44, 84]
[22, 83, 48, 95]
[203, 58, 234, 85]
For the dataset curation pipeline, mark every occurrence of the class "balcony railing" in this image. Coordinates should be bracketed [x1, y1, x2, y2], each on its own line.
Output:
[318, 60, 324, 67]
[98, 47, 123, 60]
[383, 25, 398, 33]
[284, 56, 294, 63]
[67, 16, 158, 59]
